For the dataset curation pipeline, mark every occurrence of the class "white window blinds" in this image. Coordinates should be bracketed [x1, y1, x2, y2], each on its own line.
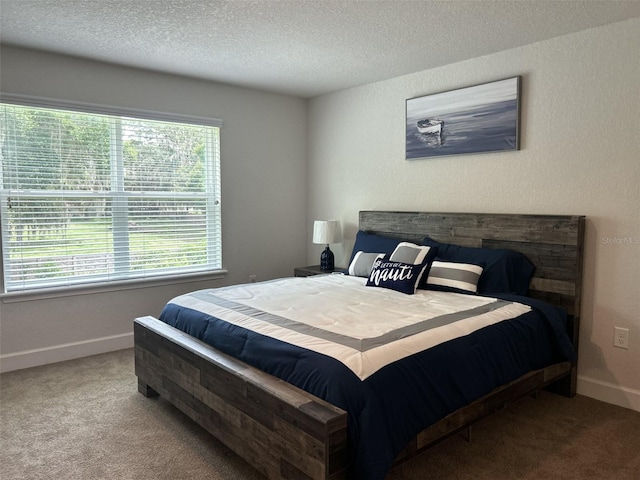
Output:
[0, 101, 222, 292]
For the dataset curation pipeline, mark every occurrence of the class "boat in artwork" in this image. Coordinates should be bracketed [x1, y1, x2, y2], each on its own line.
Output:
[416, 118, 444, 135]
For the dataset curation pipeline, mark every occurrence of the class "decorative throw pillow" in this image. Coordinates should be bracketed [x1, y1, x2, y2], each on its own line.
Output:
[366, 256, 428, 295]
[348, 251, 385, 277]
[425, 260, 484, 293]
[421, 236, 534, 295]
[389, 242, 433, 265]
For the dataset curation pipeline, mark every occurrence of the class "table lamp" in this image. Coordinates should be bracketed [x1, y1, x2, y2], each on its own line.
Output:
[312, 220, 342, 271]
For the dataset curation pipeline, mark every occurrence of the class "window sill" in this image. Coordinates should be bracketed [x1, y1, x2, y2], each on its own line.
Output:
[0, 269, 228, 304]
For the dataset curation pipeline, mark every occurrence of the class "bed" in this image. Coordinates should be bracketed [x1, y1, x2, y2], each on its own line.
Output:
[134, 211, 585, 480]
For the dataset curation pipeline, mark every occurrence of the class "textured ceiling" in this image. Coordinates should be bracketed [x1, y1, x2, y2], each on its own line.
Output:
[2, 0, 640, 98]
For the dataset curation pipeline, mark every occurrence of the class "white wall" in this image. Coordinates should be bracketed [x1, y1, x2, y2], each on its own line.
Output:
[2, 19, 638, 412]
[307, 19, 640, 410]
[0, 46, 308, 370]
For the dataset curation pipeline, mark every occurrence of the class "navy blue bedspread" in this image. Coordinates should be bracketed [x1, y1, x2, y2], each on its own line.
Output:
[159, 293, 575, 479]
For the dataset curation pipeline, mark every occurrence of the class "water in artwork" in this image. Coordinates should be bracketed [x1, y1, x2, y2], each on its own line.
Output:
[406, 98, 518, 159]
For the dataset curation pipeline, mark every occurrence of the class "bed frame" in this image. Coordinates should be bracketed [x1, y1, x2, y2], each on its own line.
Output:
[134, 211, 585, 479]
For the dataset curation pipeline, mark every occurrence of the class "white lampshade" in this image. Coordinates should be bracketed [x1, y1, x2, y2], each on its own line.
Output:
[312, 220, 342, 245]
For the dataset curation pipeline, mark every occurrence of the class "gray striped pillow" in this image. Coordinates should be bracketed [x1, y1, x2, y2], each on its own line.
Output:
[389, 242, 432, 265]
[348, 251, 385, 277]
[426, 260, 483, 293]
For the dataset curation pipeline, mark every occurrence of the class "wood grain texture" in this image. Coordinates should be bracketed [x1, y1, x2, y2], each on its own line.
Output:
[359, 211, 585, 317]
[134, 211, 585, 479]
[134, 317, 349, 480]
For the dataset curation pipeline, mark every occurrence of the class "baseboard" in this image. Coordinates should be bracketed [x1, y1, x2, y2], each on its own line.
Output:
[0, 332, 134, 373]
[577, 375, 640, 412]
[3, 340, 638, 413]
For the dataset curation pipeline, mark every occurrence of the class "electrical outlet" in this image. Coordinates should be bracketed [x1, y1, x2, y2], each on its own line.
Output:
[249, 274, 257, 283]
[614, 327, 629, 349]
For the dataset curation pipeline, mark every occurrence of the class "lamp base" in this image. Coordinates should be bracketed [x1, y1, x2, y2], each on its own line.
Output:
[320, 246, 335, 271]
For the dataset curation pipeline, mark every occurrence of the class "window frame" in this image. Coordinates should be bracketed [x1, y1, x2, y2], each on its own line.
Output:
[0, 93, 225, 297]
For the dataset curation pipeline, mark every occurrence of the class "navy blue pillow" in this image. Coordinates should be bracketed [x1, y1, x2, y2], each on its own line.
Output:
[348, 231, 406, 266]
[366, 256, 428, 295]
[421, 237, 535, 295]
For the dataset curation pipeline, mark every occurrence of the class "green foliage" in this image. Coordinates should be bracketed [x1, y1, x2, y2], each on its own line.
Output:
[1, 104, 216, 287]
[122, 120, 206, 192]
[6, 218, 207, 282]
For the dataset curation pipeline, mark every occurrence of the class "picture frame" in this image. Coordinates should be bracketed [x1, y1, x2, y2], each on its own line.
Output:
[406, 76, 521, 160]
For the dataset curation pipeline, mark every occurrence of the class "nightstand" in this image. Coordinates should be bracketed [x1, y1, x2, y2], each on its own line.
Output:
[294, 265, 337, 277]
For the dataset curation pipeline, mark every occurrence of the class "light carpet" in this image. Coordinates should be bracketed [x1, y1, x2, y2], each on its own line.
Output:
[1, 349, 639, 479]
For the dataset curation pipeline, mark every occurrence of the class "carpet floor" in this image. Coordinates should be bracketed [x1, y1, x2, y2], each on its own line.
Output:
[1, 349, 639, 479]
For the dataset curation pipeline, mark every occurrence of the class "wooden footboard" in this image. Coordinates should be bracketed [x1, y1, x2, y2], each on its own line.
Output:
[134, 316, 349, 480]
[135, 315, 572, 479]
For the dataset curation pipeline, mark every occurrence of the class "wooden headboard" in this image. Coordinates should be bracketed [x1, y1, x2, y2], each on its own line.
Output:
[359, 211, 585, 346]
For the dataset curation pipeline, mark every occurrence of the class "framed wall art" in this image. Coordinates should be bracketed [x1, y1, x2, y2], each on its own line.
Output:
[406, 76, 521, 160]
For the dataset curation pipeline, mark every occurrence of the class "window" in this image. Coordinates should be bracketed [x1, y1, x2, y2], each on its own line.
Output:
[0, 99, 222, 293]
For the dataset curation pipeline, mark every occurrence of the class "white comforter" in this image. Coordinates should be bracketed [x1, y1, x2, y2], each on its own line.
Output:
[167, 274, 531, 380]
